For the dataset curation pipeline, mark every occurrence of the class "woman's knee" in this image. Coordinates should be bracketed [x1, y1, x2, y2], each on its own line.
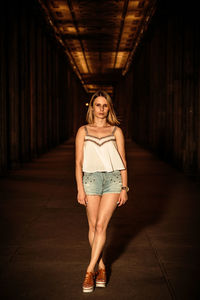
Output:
[89, 221, 96, 233]
[95, 222, 106, 234]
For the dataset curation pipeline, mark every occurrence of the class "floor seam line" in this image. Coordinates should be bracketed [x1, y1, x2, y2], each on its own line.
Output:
[144, 230, 177, 300]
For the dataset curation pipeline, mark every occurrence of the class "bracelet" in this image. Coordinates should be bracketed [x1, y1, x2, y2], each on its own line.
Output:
[121, 186, 129, 192]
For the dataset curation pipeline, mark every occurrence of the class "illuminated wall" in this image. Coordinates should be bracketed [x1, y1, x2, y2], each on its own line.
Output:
[0, 1, 87, 175]
[115, 2, 200, 178]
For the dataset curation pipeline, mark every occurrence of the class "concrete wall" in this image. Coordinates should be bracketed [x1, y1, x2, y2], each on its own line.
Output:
[0, 1, 87, 175]
[115, 1, 200, 179]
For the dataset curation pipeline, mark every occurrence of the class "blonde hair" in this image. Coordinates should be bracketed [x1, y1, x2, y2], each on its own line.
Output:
[86, 90, 120, 125]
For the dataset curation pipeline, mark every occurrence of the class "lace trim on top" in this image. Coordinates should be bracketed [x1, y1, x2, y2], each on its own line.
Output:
[84, 126, 116, 146]
[85, 137, 116, 147]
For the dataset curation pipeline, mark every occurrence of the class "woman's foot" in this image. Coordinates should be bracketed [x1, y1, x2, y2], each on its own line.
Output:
[95, 268, 106, 288]
[82, 271, 95, 293]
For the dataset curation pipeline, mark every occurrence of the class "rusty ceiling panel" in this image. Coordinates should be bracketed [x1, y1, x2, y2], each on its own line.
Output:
[38, 0, 156, 94]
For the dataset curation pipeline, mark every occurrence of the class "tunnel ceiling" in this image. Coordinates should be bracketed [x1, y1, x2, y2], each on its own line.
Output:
[38, 0, 156, 94]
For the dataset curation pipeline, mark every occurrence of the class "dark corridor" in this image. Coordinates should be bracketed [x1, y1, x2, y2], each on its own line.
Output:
[0, 1, 200, 299]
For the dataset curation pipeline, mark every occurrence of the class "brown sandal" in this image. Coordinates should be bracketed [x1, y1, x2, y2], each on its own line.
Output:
[82, 271, 95, 293]
[95, 269, 106, 288]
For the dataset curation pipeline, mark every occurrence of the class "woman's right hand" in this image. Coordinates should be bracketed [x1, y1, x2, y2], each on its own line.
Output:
[77, 190, 88, 206]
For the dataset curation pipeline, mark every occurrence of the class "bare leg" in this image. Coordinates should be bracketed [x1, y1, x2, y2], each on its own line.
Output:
[86, 195, 105, 269]
[86, 193, 119, 273]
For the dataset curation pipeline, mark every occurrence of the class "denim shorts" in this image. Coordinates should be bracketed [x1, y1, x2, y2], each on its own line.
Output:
[83, 170, 122, 195]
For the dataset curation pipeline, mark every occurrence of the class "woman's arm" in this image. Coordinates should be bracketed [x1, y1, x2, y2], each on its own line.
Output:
[75, 126, 87, 206]
[115, 127, 128, 206]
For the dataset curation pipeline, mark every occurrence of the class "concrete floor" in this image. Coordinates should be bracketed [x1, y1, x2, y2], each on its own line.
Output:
[0, 139, 199, 300]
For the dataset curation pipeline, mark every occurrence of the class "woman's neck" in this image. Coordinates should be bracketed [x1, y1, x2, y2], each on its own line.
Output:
[92, 118, 109, 128]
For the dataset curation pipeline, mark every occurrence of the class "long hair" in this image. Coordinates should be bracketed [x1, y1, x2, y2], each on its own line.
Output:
[86, 90, 120, 125]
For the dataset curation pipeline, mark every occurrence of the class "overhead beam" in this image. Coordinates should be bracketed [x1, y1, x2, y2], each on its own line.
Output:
[82, 72, 122, 84]
[113, 0, 129, 69]
[66, 0, 91, 73]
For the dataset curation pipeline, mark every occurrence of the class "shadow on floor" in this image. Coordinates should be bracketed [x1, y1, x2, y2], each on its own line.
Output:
[103, 143, 177, 283]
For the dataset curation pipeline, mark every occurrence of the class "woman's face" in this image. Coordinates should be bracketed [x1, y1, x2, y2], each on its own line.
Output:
[92, 96, 109, 119]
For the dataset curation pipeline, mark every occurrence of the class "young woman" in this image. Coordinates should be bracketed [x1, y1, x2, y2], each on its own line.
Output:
[75, 90, 129, 293]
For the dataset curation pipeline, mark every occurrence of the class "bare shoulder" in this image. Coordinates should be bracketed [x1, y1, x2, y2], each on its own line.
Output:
[76, 125, 86, 136]
[77, 125, 85, 134]
[114, 126, 124, 137]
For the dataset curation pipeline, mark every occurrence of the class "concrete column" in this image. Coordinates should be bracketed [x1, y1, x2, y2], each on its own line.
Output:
[7, 5, 20, 169]
[0, 11, 8, 174]
[29, 17, 37, 159]
[19, 5, 31, 163]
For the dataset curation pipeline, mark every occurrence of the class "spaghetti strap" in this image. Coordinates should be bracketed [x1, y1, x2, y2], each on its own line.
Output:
[84, 125, 88, 135]
[112, 126, 117, 135]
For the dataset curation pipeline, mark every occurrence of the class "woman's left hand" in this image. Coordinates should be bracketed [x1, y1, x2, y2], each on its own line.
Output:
[117, 190, 128, 207]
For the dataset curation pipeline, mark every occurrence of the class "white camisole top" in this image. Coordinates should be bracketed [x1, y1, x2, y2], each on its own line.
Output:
[82, 125, 125, 173]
